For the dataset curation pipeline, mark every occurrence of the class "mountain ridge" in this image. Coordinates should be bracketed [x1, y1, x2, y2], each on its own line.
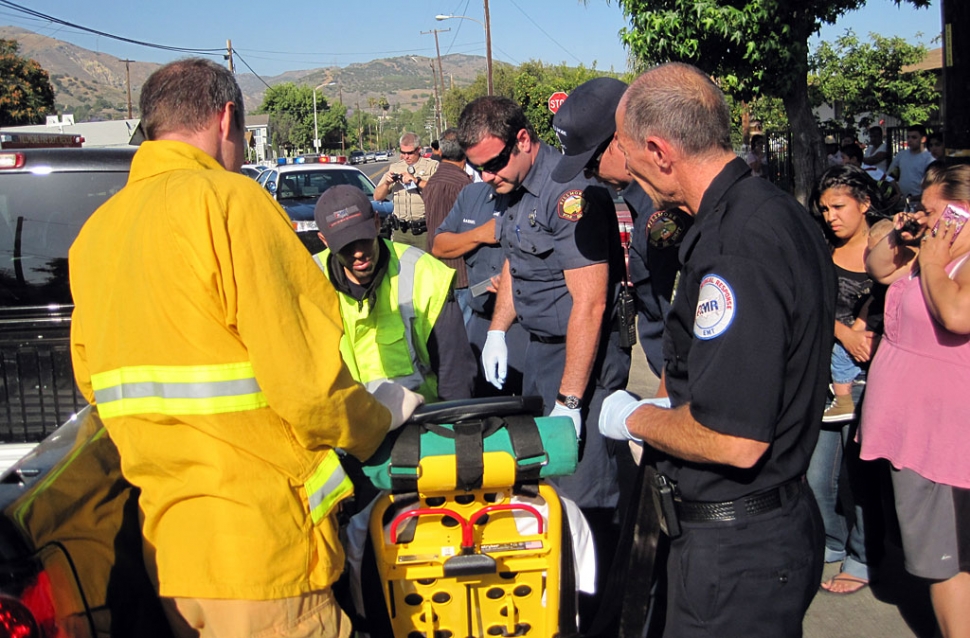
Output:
[0, 26, 487, 121]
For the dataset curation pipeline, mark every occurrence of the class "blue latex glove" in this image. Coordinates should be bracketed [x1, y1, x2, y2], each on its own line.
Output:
[549, 402, 582, 438]
[599, 391, 672, 441]
[481, 330, 508, 390]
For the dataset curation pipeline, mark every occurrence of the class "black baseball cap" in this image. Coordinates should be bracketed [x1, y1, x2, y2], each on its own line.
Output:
[551, 77, 629, 183]
[313, 185, 378, 253]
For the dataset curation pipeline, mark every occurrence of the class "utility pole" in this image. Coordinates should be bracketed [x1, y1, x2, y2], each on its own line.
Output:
[356, 98, 364, 150]
[226, 39, 235, 73]
[484, 0, 493, 95]
[422, 28, 450, 132]
[123, 59, 133, 119]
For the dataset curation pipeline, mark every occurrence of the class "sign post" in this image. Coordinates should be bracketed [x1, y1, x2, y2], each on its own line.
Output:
[548, 91, 568, 114]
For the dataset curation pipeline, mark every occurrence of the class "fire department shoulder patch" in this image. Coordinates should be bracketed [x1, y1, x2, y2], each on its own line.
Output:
[647, 210, 687, 249]
[557, 190, 586, 221]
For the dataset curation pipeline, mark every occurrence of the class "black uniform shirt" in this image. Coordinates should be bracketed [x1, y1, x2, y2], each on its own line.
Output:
[661, 157, 836, 502]
[623, 181, 693, 375]
[435, 182, 503, 316]
[494, 142, 620, 338]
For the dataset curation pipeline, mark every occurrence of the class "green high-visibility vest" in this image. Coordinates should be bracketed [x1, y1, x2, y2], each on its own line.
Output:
[315, 240, 454, 401]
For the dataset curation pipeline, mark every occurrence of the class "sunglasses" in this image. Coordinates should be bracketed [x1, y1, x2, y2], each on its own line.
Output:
[400, 148, 420, 156]
[584, 138, 613, 177]
[470, 132, 520, 174]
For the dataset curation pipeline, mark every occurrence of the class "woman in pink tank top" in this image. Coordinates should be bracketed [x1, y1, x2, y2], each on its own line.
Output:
[863, 163, 970, 637]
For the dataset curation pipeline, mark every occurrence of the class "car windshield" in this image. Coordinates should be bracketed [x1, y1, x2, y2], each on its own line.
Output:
[275, 169, 375, 201]
[0, 171, 128, 305]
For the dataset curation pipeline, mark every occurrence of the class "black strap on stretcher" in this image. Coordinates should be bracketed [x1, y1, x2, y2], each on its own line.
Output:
[388, 414, 546, 494]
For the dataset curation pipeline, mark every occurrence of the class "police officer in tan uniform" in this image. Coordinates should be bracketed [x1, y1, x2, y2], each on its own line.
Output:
[373, 132, 438, 250]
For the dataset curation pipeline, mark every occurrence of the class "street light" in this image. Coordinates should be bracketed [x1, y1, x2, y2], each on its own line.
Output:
[327, 81, 346, 153]
[312, 88, 321, 153]
[436, 9, 492, 96]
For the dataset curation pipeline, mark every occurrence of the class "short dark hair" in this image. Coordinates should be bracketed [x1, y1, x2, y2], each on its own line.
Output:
[840, 143, 864, 164]
[620, 63, 732, 157]
[139, 58, 244, 141]
[457, 96, 537, 150]
[907, 124, 927, 138]
[437, 128, 464, 162]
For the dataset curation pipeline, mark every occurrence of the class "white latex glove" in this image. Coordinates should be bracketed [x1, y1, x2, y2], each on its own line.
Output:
[549, 402, 583, 438]
[370, 381, 425, 431]
[481, 330, 508, 390]
[598, 391, 672, 441]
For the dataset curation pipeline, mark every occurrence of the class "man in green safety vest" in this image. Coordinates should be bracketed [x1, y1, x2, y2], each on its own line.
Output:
[312, 184, 476, 403]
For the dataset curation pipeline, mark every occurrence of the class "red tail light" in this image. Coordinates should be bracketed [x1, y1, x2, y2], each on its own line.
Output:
[0, 571, 57, 638]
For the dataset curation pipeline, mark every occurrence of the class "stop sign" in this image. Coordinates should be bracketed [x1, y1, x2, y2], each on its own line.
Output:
[548, 91, 568, 114]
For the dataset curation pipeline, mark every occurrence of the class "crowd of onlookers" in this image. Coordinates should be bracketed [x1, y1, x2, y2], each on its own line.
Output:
[807, 123, 970, 636]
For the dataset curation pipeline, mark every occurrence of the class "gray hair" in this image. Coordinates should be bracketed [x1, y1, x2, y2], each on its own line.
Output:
[399, 132, 421, 148]
[620, 63, 732, 158]
[438, 128, 464, 161]
[139, 58, 244, 141]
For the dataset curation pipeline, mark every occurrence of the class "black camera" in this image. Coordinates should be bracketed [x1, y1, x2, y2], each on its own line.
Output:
[390, 172, 403, 182]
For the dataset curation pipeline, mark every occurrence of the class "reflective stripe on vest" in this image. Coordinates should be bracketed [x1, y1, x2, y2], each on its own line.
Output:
[91, 362, 268, 419]
[396, 246, 433, 383]
[305, 451, 354, 524]
[314, 245, 432, 393]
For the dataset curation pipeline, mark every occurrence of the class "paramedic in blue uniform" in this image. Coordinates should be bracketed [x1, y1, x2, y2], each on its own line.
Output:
[432, 181, 529, 396]
[458, 96, 629, 627]
[551, 76, 692, 376]
[600, 63, 834, 636]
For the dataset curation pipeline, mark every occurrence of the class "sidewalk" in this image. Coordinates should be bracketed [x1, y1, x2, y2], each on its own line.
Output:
[626, 348, 939, 638]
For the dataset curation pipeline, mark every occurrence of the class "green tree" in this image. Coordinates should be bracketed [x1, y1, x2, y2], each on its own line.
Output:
[441, 61, 613, 147]
[809, 30, 939, 130]
[0, 39, 55, 126]
[613, 0, 932, 203]
[257, 83, 347, 154]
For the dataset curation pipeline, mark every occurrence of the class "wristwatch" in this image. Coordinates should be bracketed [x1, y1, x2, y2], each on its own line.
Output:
[556, 392, 582, 410]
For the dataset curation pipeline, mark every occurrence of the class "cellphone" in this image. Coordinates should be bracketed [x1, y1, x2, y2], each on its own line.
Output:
[933, 204, 970, 244]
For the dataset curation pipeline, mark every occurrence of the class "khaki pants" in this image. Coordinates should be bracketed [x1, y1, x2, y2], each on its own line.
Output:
[161, 588, 352, 638]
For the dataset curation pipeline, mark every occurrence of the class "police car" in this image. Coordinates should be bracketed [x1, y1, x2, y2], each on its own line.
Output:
[257, 162, 386, 253]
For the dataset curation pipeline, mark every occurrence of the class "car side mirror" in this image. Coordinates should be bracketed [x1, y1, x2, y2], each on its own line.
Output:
[266, 180, 277, 194]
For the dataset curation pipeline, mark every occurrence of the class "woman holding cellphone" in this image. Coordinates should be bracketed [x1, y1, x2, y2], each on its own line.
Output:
[862, 162, 970, 638]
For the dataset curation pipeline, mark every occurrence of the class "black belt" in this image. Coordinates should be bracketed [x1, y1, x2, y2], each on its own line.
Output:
[676, 477, 804, 523]
[400, 220, 427, 235]
[529, 333, 566, 344]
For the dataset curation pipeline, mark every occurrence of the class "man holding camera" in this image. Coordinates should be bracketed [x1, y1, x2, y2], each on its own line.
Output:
[373, 132, 438, 251]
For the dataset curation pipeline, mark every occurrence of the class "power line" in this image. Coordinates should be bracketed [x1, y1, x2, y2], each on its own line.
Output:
[0, 0, 223, 55]
[508, 0, 584, 65]
[230, 49, 272, 89]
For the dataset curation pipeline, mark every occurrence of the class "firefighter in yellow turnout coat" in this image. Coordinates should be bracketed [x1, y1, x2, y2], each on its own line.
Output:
[69, 59, 422, 637]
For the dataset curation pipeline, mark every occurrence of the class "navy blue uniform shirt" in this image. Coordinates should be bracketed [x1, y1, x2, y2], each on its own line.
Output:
[435, 182, 503, 316]
[661, 157, 836, 502]
[622, 181, 692, 375]
[494, 143, 620, 338]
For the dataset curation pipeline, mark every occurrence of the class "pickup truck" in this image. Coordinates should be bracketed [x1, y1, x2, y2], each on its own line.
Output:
[0, 146, 174, 635]
[0, 147, 135, 467]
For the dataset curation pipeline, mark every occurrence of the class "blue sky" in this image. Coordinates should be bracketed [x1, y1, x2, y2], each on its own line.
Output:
[0, 1, 942, 79]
